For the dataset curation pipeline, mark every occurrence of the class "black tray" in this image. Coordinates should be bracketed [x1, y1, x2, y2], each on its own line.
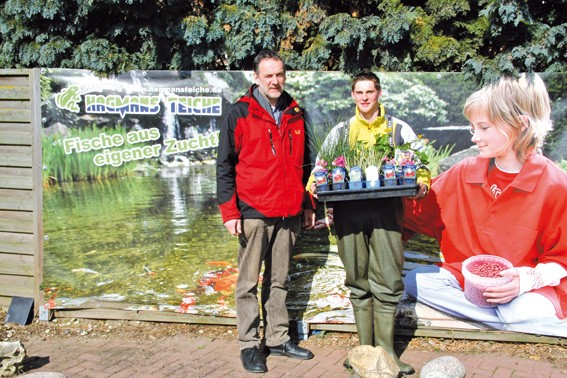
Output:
[316, 184, 419, 202]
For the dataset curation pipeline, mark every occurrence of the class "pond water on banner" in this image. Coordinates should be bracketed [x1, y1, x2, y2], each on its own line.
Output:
[42, 164, 441, 322]
[43, 164, 239, 316]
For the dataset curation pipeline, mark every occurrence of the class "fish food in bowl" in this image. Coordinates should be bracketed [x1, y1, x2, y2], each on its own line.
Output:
[462, 255, 514, 308]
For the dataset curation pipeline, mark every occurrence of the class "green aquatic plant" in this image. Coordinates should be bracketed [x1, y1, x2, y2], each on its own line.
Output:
[42, 124, 143, 185]
[420, 141, 454, 177]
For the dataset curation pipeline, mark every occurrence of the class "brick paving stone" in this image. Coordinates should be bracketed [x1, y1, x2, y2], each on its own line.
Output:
[469, 373, 493, 378]
[514, 372, 551, 378]
[286, 359, 319, 376]
[59, 365, 87, 376]
[101, 360, 131, 376]
[302, 365, 330, 378]
[150, 352, 186, 373]
[78, 353, 102, 363]
[325, 348, 349, 365]
[145, 348, 176, 365]
[484, 355, 513, 370]
[17, 334, 567, 378]
[110, 367, 140, 378]
[263, 368, 290, 377]
[492, 366, 515, 377]
[526, 361, 561, 376]
[80, 362, 105, 372]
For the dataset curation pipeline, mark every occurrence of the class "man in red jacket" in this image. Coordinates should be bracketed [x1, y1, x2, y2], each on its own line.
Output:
[216, 49, 315, 374]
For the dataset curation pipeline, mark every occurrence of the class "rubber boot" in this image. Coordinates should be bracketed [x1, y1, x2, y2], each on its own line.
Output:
[353, 305, 374, 345]
[374, 309, 415, 375]
[344, 305, 374, 369]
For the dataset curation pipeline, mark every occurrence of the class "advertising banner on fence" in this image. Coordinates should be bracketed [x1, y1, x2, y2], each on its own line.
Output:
[41, 69, 567, 338]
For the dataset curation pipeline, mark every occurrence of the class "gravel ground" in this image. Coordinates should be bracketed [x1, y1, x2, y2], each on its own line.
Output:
[2, 310, 566, 370]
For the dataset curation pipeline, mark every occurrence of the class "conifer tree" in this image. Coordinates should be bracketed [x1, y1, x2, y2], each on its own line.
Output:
[0, 0, 565, 84]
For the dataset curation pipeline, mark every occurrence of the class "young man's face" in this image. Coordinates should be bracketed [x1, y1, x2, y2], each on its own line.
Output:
[351, 80, 381, 118]
[253, 58, 286, 106]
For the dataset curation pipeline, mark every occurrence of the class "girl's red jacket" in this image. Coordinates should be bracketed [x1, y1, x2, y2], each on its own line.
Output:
[403, 153, 567, 319]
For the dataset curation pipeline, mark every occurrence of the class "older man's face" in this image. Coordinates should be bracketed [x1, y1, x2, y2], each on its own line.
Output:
[253, 58, 286, 106]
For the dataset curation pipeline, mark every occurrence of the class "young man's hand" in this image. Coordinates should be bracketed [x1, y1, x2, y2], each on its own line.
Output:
[303, 209, 315, 229]
[408, 182, 428, 200]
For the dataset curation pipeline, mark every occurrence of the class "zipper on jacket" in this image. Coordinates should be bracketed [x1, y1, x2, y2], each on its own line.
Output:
[268, 129, 276, 156]
[288, 130, 292, 154]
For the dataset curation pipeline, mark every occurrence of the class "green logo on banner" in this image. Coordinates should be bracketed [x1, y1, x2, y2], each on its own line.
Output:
[55, 85, 82, 113]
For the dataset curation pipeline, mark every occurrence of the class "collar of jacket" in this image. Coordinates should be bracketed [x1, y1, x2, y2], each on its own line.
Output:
[243, 84, 294, 113]
[353, 103, 387, 130]
[348, 103, 388, 146]
[465, 152, 544, 193]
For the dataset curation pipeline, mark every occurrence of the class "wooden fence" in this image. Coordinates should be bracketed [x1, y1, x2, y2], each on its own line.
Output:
[0, 69, 43, 312]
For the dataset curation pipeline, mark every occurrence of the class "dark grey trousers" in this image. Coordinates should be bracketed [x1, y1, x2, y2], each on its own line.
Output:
[235, 216, 300, 350]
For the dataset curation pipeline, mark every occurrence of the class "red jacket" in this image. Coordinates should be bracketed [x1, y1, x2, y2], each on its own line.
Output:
[216, 86, 312, 222]
[403, 153, 567, 319]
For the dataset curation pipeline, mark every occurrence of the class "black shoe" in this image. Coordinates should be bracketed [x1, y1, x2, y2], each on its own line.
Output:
[240, 346, 267, 373]
[268, 340, 314, 360]
[343, 357, 352, 370]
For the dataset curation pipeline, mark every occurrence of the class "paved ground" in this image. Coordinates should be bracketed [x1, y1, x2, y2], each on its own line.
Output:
[19, 333, 567, 378]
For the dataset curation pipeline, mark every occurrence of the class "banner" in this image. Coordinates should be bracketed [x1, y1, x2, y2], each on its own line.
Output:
[41, 69, 567, 337]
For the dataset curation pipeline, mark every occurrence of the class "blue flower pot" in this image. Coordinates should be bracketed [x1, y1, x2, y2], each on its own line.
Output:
[349, 181, 363, 190]
[402, 178, 416, 186]
[382, 163, 397, 186]
[402, 164, 416, 186]
[332, 182, 346, 190]
[383, 178, 397, 187]
[365, 180, 380, 189]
